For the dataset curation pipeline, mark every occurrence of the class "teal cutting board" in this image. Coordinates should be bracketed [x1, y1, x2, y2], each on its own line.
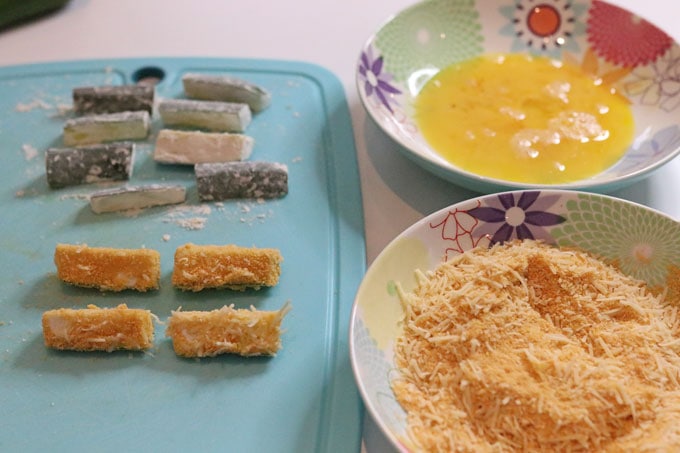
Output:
[0, 58, 365, 452]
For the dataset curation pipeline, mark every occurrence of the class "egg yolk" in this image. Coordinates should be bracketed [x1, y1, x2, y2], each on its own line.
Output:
[414, 53, 634, 184]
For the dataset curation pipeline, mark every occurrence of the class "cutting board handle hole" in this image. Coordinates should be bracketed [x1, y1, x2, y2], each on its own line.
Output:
[132, 66, 165, 86]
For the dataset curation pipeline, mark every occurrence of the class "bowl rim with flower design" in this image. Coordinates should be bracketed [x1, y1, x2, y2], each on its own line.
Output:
[349, 188, 680, 451]
[356, 0, 680, 193]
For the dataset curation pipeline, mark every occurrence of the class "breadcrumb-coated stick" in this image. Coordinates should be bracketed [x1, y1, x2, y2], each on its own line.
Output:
[166, 302, 291, 357]
[54, 243, 160, 292]
[42, 304, 154, 352]
[171, 243, 282, 291]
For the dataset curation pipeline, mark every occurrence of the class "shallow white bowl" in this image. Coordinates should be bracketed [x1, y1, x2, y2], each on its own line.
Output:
[357, 0, 680, 193]
[349, 189, 680, 451]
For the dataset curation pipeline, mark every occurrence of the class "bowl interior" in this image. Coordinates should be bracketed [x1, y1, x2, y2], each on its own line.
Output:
[350, 190, 680, 451]
[357, 0, 680, 193]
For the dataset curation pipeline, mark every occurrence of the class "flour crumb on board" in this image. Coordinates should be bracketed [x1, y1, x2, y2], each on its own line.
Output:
[15, 94, 72, 117]
[162, 234, 171, 242]
[52, 103, 74, 118]
[15, 99, 52, 112]
[58, 193, 91, 201]
[176, 218, 207, 230]
[21, 144, 39, 161]
[120, 208, 145, 218]
[291, 156, 302, 163]
[162, 205, 212, 230]
[234, 200, 274, 225]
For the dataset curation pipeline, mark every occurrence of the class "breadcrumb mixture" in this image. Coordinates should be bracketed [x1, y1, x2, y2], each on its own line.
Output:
[394, 240, 680, 452]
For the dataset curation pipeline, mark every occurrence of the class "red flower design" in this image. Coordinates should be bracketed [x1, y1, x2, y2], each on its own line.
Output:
[430, 204, 489, 259]
[587, 0, 672, 68]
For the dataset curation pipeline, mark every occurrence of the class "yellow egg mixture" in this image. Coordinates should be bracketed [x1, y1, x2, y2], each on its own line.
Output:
[414, 53, 634, 184]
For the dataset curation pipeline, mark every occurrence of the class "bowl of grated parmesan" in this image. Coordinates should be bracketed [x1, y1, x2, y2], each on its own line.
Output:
[350, 189, 680, 452]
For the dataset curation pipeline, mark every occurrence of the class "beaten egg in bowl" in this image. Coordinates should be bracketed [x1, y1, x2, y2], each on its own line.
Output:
[414, 53, 634, 184]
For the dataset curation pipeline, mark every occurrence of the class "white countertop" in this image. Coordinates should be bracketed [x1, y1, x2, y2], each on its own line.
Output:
[1, 0, 678, 451]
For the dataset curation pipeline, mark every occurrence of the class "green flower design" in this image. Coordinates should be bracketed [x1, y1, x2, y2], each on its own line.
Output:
[551, 194, 680, 287]
[374, 0, 483, 84]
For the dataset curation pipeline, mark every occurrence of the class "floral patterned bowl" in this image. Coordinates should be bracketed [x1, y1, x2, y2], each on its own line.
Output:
[349, 189, 680, 451]
[357, 0, 680, 193]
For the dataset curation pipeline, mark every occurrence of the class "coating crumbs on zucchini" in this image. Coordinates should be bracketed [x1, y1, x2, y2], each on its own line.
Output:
[42, 304, 154, 352]
[166, 302, 291, 357]
[54, 243, 161, 292]
[171, 243, 282, 291]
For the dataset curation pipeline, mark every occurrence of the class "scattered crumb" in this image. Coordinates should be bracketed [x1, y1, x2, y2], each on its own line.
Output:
[51, 103, 73, 118]
[120, 208, 145, 218]
[292, 111, 300, 118]
[174, 218, 207, 230]
[16, 188, 40, 198]
[58, 193, 90, 201]
[162, 234, 171, 242]
[162, 205, 212, 230]
[237, 207, 274, 225]
[57, 103, 72, 112]
[292, 156, 303, 163]
[17, 280, 24, 285]
[21, 144, 39, 161]
[0, 321, 5, 326]
[15, 99, 52, 112]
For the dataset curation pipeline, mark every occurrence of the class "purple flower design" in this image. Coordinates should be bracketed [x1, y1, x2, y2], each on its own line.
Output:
[610, 124, 680, 174]
[467, 192, 566, 245]
[625, 45, 680, 112]
[641, 125, 680, 157]
[358, 46, 402, 113]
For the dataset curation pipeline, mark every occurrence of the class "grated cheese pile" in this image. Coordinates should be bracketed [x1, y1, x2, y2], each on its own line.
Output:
[392, 240, 680, 452]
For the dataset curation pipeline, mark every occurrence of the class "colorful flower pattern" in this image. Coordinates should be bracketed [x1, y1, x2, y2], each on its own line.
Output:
[551, 193, 680, 286]
[465, 191, 566, 245]
[587, 0, 673, 67]
[429, 205, 490, 260]
[428, 191, 680, 285]
[429, 192, 567, 259]
[607, 125, 680, 174]
[625, 45, 680, 112]
[358, 45, 402, 113]
[373, 0, 483, 83]
[499, 0, 587, 56]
